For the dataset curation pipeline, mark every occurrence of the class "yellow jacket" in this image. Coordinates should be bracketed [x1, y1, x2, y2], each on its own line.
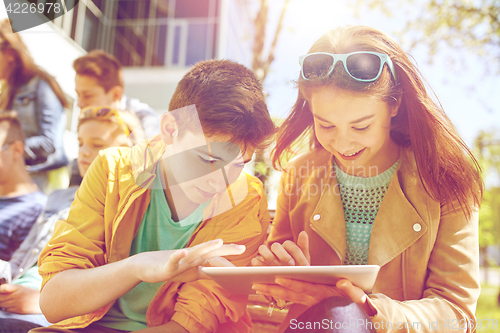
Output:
[269, 147, 480, 333]
[38, 136, 271, 333]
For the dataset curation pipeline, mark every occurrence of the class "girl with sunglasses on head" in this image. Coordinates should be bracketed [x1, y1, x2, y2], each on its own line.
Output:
[252, 25, 482, 332]
[0, 19, 68, 194]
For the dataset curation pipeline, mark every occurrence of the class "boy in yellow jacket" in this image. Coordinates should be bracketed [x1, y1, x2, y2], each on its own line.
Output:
[33, 60, 276, 333]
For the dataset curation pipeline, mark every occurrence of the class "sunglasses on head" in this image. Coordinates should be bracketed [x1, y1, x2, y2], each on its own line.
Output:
[299, 51, 397, 83]
[79, 106, 131, 136]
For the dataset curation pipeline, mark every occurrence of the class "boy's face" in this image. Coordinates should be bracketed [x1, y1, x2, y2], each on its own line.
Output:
[77, 120, 129, 177]
[75, 74, 120, 109]
[165, 131, 254, 205]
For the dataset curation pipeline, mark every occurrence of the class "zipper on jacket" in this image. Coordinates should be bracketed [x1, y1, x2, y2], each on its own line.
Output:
[113, 186, 146, 228]
[108, 185, 148, 262]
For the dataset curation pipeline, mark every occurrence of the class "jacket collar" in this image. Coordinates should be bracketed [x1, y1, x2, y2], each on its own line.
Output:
[130, 135, 167, 189]
[368, 154, 427, 266]
[310, 147, 428, 266]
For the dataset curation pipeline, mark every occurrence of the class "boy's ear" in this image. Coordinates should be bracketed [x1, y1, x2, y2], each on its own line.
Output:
[160, 113, 178, 145]
[109, 85, 124, 103]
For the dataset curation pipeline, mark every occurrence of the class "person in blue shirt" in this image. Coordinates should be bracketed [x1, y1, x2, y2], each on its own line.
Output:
[0, 111, 47, 263]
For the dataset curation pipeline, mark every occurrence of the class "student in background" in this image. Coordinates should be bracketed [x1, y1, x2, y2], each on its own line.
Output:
[70, 50, 160, 186]
[0, 111, 46, 263]
[73, 50, 159, 137]
[0, 19, 68, 193]
[0, 106, 137, 332]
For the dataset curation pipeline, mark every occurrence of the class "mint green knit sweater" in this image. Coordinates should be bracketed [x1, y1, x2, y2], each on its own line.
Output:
[333, 161, 398, 265]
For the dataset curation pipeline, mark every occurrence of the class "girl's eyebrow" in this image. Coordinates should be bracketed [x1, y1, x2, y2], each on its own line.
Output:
[350, 115, 375, 124]
[312, 114, 333, 124]
[313, 114, 375, 124]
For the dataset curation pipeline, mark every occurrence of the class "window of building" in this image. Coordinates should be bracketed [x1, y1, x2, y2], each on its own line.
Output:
[174, 0, 210, 18]
[53, 0, 222, 68]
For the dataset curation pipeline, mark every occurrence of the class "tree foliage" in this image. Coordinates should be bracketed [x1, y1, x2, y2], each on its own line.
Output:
[251, 0, 290, 190]
[355, 0, 500, 70]
[252, 0, 290, 83]
[474, 128, 500, 249]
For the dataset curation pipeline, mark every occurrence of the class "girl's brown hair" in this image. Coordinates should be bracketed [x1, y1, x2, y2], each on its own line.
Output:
[78, 106, 146, 145]
[0, 19, 67, 109]
[273, 25, 482, 217]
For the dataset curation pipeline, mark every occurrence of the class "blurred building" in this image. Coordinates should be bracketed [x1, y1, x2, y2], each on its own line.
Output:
[1, 0, 255, 114]
[1, 0, 255, 162]
[51, 0, 255, 114]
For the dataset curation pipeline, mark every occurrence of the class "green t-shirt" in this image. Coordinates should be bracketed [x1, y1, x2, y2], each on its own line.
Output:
[98, 164, 209, 330]
[12, 264, 42, 290]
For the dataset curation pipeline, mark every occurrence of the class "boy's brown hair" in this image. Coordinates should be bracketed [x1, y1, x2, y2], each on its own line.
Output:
[73, 50, 124, 92]
[0, 110, 26, 145]
[169, 59, 275, 151]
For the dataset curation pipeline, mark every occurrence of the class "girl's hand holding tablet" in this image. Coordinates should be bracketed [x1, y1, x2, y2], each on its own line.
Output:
[251, 231, 311, 267]
[251, 231, 374, 315]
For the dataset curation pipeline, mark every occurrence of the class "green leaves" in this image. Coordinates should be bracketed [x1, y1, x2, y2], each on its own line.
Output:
[475, 129, 500, 249]
[354, 0, 500, 72]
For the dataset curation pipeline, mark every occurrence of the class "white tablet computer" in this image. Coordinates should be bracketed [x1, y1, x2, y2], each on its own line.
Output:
[201, 265, 380, 295]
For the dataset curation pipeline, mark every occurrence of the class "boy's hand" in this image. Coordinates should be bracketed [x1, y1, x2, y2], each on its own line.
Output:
[130, 239, 245, 284]
[251, 231, 310, 267]
[0, 284, 41, 314]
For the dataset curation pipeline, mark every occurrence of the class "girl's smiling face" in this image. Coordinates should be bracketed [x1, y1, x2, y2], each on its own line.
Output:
[310, 88, 400, 176]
